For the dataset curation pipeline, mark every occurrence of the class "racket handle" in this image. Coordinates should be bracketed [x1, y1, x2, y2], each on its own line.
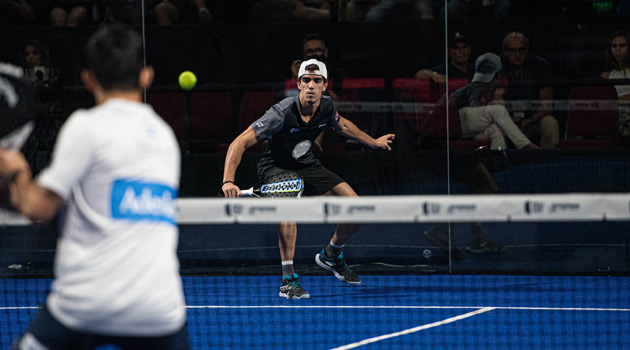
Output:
[240, 187, 258, 197]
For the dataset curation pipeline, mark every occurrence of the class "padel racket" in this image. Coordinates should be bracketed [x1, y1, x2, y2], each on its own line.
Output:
[0, 63, 36, 150]
[241, 171, 304, 198]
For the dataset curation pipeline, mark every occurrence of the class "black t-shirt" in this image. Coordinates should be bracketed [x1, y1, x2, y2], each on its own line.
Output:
[500, 53, 553, 118]
[430, 62, 475, 81]
[252, 94, 339, 172]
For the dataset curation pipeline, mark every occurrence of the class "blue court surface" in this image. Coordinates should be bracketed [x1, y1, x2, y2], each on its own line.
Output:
[1, 274, 629, 349]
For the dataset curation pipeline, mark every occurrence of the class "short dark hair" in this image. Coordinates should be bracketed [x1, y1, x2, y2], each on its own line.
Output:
[303, 33, 326, 47]
[84, 25, 144, 91]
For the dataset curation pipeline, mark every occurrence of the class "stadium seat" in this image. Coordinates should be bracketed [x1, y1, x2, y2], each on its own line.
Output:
[188, 92, 232, 152]
[146, 92, 187, 149]
[217, 90, 280, 152]
[561, 84, 619, 148]
[334, 78, 388, 151]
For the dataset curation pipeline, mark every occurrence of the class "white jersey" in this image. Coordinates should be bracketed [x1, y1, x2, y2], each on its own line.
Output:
[609, 68, 630, 98]
[36, 99, 186, 336]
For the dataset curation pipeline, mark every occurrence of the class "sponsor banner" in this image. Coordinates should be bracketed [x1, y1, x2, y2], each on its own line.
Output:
[223, 197, 323, 224]
[323, 196, 419, 223]
[512, 194, 630, 221]
[177, 198, 233, 224]
[418, 195, 524, 222]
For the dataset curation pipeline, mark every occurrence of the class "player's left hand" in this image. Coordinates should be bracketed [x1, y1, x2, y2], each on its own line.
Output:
[373, 134, 395, 151]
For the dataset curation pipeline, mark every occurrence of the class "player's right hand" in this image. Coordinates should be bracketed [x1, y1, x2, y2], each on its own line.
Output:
[222, 182, 241, 198]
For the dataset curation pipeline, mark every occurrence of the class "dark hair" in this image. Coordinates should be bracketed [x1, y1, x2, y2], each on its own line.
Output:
[22, 39, 50, 67]
[604, 30, 630, 71]
[303, 33, 326, 47]
[304, 64, 320, 71]
[83, 25, 144, 91]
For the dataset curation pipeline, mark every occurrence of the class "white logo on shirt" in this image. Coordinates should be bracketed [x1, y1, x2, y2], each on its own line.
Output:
[292, 140, 311, 159]
[318, 123, 327, 128]
[290, 128, 301, 133]
[111, 180, 177, 225]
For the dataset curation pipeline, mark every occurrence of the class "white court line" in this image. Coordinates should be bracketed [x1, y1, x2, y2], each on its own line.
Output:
[329, 307, 496, 350]
[4, 305, 630, 312]
[184, 305, 630, 312]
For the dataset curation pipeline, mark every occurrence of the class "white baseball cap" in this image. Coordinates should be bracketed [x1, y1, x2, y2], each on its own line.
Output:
[298, 59, 328, 80]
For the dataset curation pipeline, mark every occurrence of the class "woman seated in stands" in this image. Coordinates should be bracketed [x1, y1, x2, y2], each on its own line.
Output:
[601, 30, 630, 137]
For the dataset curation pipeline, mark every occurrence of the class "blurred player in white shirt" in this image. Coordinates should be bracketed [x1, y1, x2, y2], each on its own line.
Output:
[0, 25, 189, 349]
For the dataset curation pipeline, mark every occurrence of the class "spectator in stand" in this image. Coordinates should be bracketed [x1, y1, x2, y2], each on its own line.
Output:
[0, 0, 36, 24]
[499, 31, 559, 149]
[153, 0, 213, 25]
[450, 52, 539, 150]
[48, 0, 90, 26]
[439, 0, 510, 19]
[415, 32, 475, 83]
[247, 0, 331, 22]
[601, 30, 630, 137]
[345, 0, 435, 21]
[21, 39, 62, 174]
[22, 39, 59, 89]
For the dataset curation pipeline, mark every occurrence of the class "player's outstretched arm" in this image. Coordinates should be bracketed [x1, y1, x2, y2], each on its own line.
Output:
[333, 115, 395, 151]
[222, 126, 261, 198]
[0, 149, 63, 222]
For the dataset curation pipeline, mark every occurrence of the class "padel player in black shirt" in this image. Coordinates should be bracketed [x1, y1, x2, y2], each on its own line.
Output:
[221, 59, 395, 299]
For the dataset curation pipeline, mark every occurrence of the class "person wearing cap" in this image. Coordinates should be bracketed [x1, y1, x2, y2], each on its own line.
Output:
[451, 52, 539, 150]
[221, 59, 395, 299]
[499, 32, 559, 149]
[415, 32, 475, 83]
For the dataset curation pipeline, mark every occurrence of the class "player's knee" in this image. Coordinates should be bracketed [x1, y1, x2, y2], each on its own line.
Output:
[330, 182, 358, 197]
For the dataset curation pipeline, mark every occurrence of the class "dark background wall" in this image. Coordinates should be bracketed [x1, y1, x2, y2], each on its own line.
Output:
[0, 16, 626, 87]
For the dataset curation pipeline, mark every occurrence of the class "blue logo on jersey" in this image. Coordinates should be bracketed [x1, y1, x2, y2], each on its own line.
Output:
[111, 179, 177, 225]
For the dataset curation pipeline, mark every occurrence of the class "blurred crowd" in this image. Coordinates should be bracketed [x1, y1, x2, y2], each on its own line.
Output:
[1, 0, 629, 26]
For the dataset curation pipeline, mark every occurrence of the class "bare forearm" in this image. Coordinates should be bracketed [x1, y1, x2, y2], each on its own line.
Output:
[223, 141, 245, 183]
[12, 172, 62, 222]
[415, 69, 433, 79]
[335, 120, 377, 148]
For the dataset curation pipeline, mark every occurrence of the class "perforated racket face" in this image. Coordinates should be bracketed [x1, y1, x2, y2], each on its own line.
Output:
[260, 172, 304, 198]
[0, 66, 36, 149]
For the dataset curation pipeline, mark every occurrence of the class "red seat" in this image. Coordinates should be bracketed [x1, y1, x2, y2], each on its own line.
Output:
[333, 78, 388, 151]
[561, 84, 619, 149]
[146, 92, 187, 148]
[188, 92, 232, 152]
[217, 90, 280, 152]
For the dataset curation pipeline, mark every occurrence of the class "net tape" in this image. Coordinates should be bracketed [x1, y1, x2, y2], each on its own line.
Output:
[1, 193, 628, 226]
[178, 193, 629, 224]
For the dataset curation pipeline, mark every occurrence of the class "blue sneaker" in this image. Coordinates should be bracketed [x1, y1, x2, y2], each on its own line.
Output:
[315, 249, 361, 285]
[279, 273, 310, 299]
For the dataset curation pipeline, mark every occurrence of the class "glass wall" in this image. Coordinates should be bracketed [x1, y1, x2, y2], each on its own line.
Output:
[1, 0, 629, 274]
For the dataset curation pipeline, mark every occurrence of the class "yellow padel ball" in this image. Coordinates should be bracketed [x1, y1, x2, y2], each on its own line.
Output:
[178, 71, 197, 90]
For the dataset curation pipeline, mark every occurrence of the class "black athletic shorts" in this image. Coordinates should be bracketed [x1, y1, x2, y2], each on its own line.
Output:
[259, 164, 345, 196]
[15, 304, 189, 350]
